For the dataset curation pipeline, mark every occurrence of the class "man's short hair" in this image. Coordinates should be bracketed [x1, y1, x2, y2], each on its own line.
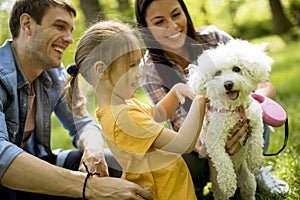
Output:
[9, 0, 76, 39]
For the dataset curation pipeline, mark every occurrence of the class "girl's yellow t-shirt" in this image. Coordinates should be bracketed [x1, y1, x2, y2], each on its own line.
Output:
[96, 99, 196, 200]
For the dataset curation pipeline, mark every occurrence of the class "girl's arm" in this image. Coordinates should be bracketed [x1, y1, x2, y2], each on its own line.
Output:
[152, 83, 195, 122]
[153, 95, 206, 154]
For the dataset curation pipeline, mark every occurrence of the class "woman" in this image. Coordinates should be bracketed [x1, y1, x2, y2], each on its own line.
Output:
[135, 0, 288, 197]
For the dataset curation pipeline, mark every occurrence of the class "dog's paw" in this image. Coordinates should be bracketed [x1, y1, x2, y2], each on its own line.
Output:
[247, 157, 263, 173]
[249, 163, 262, 174]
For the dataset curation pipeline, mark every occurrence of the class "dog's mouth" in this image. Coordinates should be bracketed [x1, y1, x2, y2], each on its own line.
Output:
[226, 91, 239, 100]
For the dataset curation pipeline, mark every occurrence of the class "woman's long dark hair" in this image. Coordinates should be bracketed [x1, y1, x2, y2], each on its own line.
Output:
[135, 0, 201, 65]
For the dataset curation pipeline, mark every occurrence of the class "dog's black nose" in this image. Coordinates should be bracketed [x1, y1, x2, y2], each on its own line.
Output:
[224, 81, 234, 90]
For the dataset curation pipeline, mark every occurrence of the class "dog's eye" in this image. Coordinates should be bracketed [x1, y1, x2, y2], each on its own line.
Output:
[232, 66, 241, 73]
[215, 70, 222, 76]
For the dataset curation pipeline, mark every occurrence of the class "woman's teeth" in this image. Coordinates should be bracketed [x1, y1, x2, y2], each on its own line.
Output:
[168, 32, 181, 39]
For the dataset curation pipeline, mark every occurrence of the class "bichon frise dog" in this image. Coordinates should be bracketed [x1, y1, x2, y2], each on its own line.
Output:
[188, 39, 273, 200]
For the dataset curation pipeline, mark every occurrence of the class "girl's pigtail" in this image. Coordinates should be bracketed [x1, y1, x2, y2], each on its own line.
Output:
[66, 64, 87, 117]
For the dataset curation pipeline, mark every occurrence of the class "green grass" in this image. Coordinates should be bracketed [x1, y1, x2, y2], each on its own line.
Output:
[262, 39, 300, 199]
[249, 35, 300, 199]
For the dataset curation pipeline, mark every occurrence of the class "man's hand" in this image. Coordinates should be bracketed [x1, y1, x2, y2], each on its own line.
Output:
[79, 148, 109, 177]
[77, 130, 109, 176]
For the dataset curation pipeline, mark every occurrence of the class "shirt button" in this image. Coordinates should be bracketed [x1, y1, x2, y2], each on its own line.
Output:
[22, 103, 26, 108]
[44, 123, 49, 128]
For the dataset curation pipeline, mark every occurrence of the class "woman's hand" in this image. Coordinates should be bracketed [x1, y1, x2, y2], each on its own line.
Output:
[225, 119, 250, 155]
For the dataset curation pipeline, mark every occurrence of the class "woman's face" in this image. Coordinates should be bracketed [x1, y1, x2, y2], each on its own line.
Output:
[145, 0, 188, 52]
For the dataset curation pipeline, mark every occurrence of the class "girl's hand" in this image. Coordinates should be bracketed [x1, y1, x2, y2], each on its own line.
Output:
[170, 83, 196, 104]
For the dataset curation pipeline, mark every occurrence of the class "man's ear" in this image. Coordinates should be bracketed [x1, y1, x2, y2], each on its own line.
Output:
[19, 13, 33, 35]
[94, 61, 108, 79]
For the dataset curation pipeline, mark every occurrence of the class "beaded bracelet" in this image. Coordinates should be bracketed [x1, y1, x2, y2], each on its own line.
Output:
[82, 162, 100, 200]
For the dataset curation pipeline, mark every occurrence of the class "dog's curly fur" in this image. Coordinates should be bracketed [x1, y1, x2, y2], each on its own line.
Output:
[188, 39, 273, 200]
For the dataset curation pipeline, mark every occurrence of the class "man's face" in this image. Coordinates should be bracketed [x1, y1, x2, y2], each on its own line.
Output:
[28, 6, 74, 69]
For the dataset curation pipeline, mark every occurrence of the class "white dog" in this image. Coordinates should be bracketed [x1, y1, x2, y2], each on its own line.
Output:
[188, 39, 273, 200]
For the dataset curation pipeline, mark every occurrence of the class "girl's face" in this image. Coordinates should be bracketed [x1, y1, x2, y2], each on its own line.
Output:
[145, 0, 188, 52]
[111, 51, 143, 100]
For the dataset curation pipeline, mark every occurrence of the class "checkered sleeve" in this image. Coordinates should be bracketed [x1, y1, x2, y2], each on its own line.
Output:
[139, 56, 185, 131]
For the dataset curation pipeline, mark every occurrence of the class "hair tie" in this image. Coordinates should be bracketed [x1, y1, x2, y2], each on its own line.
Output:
[67, 63, 79, 77]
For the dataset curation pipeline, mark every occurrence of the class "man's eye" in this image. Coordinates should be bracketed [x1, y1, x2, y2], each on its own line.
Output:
[55, 24, 64, 30]
[215, 70, 221, 76]
[232, 66, 241, 73]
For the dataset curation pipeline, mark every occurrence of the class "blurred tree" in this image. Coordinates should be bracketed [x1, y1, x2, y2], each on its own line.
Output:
[0, 1, 12, 42]
[79, 0, 106, 26]
[117, 0, 130, 12]
[289, 0, 300, 27]
[269, 0, 293, 34]
[117, 0, 133, 18]
[79, 0, 132, 27]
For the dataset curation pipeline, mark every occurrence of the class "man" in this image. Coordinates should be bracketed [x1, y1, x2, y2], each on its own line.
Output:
[0, 0, 152, 199]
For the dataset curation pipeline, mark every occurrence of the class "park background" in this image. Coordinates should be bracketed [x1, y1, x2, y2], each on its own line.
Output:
[0, 0, 299, 199]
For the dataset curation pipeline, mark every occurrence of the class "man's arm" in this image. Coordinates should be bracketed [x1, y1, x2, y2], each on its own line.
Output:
[1, 152, 152, 199]
[51, 70, 108, 175]
[1, 152, 85, 197]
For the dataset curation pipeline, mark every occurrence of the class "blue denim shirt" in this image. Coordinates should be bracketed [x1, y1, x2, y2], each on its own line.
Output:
[0, 40, 102, 179]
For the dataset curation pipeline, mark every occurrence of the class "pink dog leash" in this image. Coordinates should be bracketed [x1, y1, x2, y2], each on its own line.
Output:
[251, 93, 288, 156]
[251, 93, 287, 127]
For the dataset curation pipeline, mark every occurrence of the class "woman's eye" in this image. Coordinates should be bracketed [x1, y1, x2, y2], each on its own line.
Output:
[172, 12, 181, 18]
[154, 20, 164, 25]
[215, 70, 222, 76]
[232, 66, 241, 73]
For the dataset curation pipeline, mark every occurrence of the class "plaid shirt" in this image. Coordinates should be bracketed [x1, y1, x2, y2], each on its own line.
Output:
[139, 25, 232, 131]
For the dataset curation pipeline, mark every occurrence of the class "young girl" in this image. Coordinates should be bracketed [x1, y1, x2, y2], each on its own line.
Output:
[66, 20, 206, 200]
